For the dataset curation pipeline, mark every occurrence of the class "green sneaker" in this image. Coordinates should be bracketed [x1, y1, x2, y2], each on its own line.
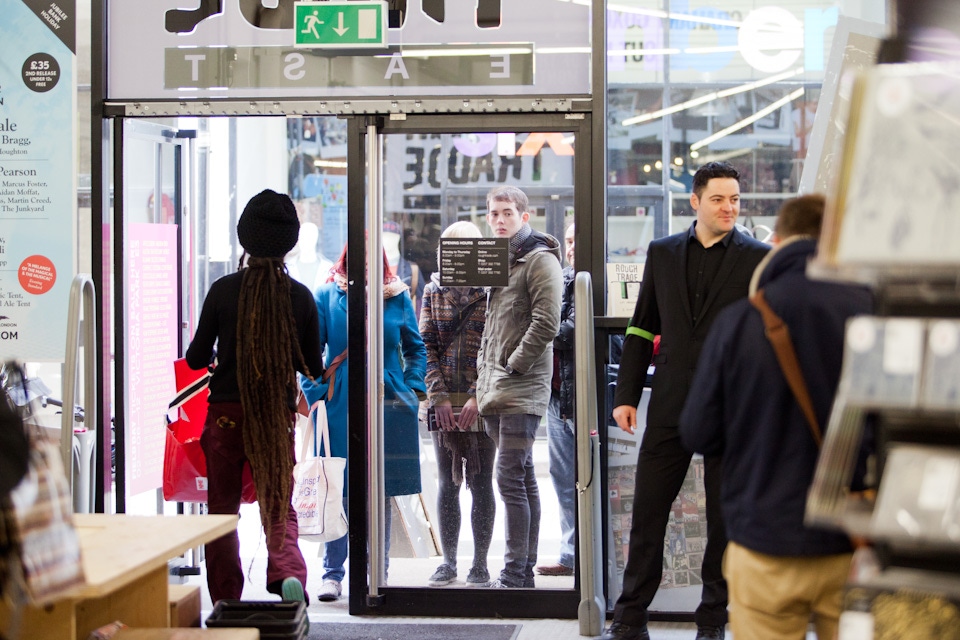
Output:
[281, 576, 305, 603]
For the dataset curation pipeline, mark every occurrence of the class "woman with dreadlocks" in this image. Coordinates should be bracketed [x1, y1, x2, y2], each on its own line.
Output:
[186, 189, 323, 606]
[299, 242, 426, 603]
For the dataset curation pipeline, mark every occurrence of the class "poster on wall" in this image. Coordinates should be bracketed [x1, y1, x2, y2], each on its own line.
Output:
[0, 0, 76, 361]
[124, 223, 179, 495]
[606, 262, 643, 317]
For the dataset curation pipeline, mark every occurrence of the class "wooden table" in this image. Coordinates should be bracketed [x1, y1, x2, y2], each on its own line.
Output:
[0, 513, 238, 640]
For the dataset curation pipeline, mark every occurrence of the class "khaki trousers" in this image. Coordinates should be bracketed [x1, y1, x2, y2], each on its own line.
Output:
[723, 541, 852, 640]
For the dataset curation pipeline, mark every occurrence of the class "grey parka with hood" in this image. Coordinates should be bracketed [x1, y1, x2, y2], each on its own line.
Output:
[476, 228, 563, 417]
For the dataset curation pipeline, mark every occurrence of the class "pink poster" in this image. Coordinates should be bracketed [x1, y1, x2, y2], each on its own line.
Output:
[124, 223, 178, 496]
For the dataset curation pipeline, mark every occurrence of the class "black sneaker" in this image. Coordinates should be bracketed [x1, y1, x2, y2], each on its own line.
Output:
[598, 621, 650, 640]
[695, 625, 725, 639]
[488, 578, 521, 588]
[466, 566, 490, 587]
[427, 563, 457, 587]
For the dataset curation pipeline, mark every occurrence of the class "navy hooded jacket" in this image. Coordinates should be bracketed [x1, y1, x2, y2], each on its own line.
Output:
[679, 237, 873, 557]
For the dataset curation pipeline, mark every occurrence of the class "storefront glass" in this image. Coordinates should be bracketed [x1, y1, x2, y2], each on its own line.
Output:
[606, 0, 888, 280]
[602, 0, 889, 616]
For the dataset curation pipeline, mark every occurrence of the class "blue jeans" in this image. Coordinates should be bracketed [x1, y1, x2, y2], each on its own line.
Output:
[546, 395, 576, 568]
[322, 499, 392, 582]
[484, 413, 541, 587]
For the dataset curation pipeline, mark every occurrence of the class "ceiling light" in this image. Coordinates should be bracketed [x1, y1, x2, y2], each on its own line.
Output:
[690, 88, 804, 152]
[622, 67, 804, 127]
[313, 159, 348, 169]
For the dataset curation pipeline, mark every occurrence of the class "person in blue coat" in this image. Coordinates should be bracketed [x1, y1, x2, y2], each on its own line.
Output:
[300, 243, 427, 603]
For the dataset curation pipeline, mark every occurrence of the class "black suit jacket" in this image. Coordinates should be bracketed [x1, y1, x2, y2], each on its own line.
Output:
[614, 224, 769, 429]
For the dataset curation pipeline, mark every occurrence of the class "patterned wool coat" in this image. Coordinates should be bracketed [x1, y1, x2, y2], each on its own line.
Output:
[417, 274, 488, 420]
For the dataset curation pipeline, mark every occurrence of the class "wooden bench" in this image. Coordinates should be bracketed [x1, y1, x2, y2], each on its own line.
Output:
[114, 629, 259, 639]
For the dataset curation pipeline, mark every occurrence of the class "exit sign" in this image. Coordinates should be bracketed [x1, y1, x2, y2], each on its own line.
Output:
[294, 1, 388, 49]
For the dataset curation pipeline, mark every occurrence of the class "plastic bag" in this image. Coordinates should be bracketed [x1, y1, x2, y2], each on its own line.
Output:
[162, 358, 256, 503]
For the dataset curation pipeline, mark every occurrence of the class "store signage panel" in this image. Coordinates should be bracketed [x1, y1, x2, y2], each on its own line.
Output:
[107, 0, 590, 100]
[608, 0, 843, 85]
[0, 0, 76, 361]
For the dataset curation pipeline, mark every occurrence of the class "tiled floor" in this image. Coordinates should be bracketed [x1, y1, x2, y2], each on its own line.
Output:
[189, 557, 704, 639]
[151, 434, 715, 639]
[176, 447, 710, 640]
[192, 572, 703, 640]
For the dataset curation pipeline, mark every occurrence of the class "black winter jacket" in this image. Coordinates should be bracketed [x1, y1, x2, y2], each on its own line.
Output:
[552, 266, 576, 419]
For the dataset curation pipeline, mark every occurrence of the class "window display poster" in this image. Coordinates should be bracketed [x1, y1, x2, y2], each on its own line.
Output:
[607, 427, 707, 596]
[606, 389, 707, 612]
[607, 262, 643, 317]
[0, 1, 76, 361]
[124, 223, 179, 495]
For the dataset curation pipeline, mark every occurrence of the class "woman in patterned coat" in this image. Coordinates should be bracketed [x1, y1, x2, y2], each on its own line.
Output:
[418, 221, 496, 588]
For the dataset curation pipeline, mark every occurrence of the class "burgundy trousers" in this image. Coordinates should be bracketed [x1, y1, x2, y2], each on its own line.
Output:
[200, 402, 307, 603]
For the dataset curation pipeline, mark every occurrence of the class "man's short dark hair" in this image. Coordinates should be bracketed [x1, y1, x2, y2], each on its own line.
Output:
[692, 162, 741, 198]
[486, 185, 529, 213]
[774, 194, 826, 240]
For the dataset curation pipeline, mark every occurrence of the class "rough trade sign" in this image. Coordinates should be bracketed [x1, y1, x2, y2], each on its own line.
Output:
[107, 0, 591, 100]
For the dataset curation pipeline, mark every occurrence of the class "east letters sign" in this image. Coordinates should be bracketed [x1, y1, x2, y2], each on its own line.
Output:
[107, 0, 591, 100]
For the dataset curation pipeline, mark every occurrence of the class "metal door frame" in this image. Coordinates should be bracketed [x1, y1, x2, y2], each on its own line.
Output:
[110, 119, 194, 513]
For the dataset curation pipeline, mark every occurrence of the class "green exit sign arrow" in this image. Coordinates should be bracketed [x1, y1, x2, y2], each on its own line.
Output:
[295, 1, 388, 49]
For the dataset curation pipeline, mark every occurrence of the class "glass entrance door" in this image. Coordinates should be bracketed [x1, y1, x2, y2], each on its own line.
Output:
[345, 113, 591, 618]
[107, 112, 595, 617]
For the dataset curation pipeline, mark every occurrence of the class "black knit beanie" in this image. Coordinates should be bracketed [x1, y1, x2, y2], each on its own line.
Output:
[237, 189, 300, 258]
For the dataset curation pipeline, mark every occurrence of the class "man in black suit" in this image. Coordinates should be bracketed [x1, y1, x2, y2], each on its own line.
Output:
[601, 162, 770, 640]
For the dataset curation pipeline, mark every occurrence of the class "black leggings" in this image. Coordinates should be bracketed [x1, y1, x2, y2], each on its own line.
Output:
[432, 433, 496, 569]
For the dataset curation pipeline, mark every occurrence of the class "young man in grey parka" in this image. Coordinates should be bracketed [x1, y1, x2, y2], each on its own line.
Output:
[476, 185, 563, 589]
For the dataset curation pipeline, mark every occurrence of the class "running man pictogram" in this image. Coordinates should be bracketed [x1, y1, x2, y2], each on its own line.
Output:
[301, 10, 323, 38]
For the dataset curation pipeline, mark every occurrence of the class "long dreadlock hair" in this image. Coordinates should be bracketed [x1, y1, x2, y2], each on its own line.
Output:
[236, 255, 313, 539]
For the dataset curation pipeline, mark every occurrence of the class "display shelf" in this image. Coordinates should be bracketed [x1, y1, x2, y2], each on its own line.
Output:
[806, 327, 960, 552]
[843, 566, 960, 636]
[851, 566, 960, 600]
[806, 26, 960, 638]
[806, 296, 960, 634]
